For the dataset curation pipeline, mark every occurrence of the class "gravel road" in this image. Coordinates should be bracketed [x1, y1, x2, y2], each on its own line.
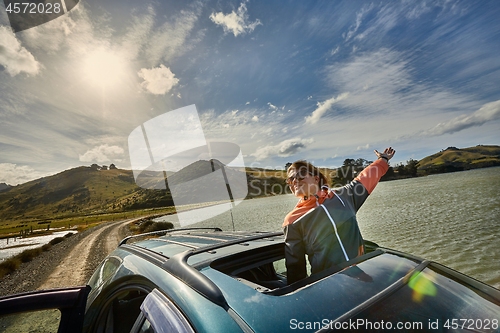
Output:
[0, 219, 135, 297]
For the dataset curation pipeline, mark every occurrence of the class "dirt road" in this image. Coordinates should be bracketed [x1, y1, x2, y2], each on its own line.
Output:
[0, 219, 135, 297]
[39, 219, 133, 289]
[0, 219, 137, 333]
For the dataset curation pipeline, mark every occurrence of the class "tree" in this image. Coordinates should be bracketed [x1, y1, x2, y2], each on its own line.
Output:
[109, 163, 117, 170]
[343, 158, 355, 167]
[406, 159, 418, 177]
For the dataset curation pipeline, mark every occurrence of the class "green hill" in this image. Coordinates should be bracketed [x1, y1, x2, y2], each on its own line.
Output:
[417, 145, 500, 174]
[0, 160, 286, 225]
[0, 167, 174, 223]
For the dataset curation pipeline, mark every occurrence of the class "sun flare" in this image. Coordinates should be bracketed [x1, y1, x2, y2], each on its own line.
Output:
[81, 48, 127, 89]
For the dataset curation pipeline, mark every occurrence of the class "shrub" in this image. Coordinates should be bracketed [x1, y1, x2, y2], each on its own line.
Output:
[143, 221, 174, 233]
[136, 219, 174, 233]
[49, 237, 65, 246]
[0, 258, 21, 279]
[18, 248, 42, 263]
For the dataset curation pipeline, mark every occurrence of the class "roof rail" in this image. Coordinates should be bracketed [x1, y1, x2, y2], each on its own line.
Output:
[119, 227, 223, 246]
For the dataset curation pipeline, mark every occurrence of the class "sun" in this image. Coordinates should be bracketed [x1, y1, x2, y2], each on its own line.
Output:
[81, 47, 127, 89]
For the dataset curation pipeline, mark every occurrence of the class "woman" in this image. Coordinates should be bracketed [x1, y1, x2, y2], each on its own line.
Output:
[283, 147, 395, 284]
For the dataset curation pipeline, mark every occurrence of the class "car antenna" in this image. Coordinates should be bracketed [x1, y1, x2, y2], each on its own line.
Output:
[208, 143, 236, 232]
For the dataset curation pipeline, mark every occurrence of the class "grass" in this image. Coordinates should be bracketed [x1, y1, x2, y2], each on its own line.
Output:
[418, 145, 500, 170]
[0, 206, 176, 238]
[129, 218, 174, 234]
[0, 209, 176, 279]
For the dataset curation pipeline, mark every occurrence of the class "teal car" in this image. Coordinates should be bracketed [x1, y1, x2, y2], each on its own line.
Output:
[1, 228, 500, 332]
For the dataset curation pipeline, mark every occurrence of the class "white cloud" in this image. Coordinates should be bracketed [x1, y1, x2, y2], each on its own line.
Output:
[252, 138, 314, 161]
[305, 92, 349, 124]
[79, 144, 125, 163]
[19, 11, 78, 53]
[421, 100, 500, 136]
[326, 49, 478, 117]
[145, 8, 201, 65]
[0, 163, 46, 185]
[330, 47, 339, 56]
[209, 2, 262, 37]
[252, 115, 259, 122]
[344, 4, 373, 41]
[138, 64, 179, 95]
[0, 26, 41, 76]
[357, 144, 370, 151]
[268, 102, 278, 110]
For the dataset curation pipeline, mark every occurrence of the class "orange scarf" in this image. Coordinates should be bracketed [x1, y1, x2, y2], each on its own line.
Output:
[283, 188, 333, 227]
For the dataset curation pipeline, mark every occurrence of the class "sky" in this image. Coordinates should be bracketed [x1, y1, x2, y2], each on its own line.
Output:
[0, 0, 499, 185]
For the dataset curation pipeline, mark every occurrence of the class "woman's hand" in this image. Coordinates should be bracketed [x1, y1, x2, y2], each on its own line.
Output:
[374, 147, 395, 162]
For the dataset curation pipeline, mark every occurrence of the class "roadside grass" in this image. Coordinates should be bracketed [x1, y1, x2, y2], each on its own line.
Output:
[0, 206, 177, 238]
[0, 233, 74, 280]
[129, 218, 174, 235]
[0, 208, 176, 280]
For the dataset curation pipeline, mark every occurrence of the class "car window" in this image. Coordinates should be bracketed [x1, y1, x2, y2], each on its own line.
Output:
[88, 256, 121, 290]
[273, 258, 287, 276]
[137, 318, 155, 333]
[273, 257, 312, 277]
[89, 288, 149, 333]
[140, 289, 195, 333]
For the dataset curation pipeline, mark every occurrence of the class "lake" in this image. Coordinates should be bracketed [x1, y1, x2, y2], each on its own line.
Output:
[0, 230, 76, 262]
[156, 167, 500, 289]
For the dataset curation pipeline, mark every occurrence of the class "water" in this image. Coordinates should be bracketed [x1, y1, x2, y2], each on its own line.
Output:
[0, 231, 76, 262]
[157, 167, 500, 288]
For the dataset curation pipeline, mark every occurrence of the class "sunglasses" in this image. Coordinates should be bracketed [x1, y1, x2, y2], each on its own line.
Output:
[286, 170, 312, 185]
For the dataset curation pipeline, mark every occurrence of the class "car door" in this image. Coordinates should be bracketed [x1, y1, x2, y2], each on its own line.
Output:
[0, 285, 90, 333]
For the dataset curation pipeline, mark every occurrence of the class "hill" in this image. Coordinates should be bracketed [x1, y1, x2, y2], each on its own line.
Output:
[0, 167, 174, 223]
[0, 160, 287, 224]
[417, 145, 500, 174]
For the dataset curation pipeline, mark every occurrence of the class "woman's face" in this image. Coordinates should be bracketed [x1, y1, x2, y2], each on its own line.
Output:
[287, 167, 319, 198]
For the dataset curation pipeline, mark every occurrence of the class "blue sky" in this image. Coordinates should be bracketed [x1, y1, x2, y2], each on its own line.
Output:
[0, 0, 499, 185]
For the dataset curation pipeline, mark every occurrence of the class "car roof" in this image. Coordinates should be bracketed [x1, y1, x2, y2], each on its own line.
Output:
[121, 228, 283, 265]
[118, 229, 421, 318]
[116, 229, 500, 332]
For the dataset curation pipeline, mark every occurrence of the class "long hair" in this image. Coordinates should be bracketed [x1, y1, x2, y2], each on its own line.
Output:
[287, 160, 330, 188]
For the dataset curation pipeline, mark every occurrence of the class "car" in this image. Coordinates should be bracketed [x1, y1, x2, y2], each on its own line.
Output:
[1, 227, 500, 332]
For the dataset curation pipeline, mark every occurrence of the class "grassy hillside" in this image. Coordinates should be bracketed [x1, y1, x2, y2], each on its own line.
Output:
[0, 161, 289, 228]
[417, 145, 500, 174]
[0, 167, 173, 223]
